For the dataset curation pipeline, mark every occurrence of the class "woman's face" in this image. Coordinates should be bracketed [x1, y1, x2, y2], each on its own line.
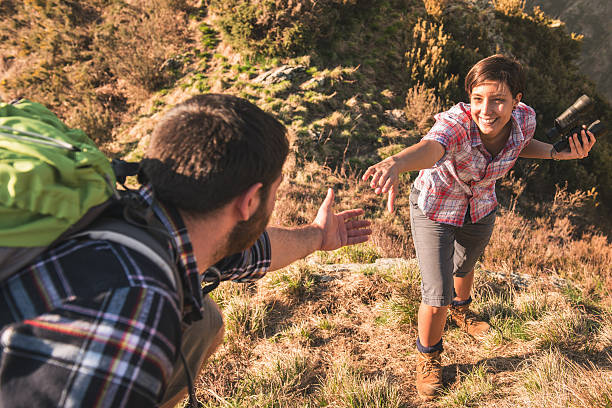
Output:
[470, 80, 521, 140]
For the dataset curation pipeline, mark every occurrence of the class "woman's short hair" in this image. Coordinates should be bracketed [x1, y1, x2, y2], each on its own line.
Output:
[140, 94, 289, 215]
[465, 54, 525, 98]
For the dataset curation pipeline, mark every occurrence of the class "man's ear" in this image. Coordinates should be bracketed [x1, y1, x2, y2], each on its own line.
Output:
[234, 182, 263, 221]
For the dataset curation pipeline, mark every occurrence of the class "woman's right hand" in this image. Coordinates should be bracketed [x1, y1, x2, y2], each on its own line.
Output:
[361, 139, 444, 213]
[362, 157, 400, 213]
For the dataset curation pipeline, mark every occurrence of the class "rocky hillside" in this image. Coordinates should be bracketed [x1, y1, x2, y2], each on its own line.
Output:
[526, 0, 612, 101]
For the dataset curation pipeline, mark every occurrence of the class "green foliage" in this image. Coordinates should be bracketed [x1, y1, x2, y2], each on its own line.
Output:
[210, 0, 325, 57]
[405, 17, 462, 103]
[208, 0, 399, 59]
[199, 22, 220, 48]
[399, 1, 612, 210]
[495, 8, 612, 205]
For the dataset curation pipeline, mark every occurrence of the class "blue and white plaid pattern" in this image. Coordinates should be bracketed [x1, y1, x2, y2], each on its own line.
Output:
[413, 102, 536, 226]
[0, 186, 271, 407]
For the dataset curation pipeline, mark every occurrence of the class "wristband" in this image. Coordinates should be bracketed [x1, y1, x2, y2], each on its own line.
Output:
[550, 146, 560, 161]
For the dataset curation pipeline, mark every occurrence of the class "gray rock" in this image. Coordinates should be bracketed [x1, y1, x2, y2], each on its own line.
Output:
[253, 65, 306, 85]
[384, 109, 409, 128]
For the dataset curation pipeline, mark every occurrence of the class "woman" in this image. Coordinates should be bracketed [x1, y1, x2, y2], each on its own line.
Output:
[362, 54, 596, 400]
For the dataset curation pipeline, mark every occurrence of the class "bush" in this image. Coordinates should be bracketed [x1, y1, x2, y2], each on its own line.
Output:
[405, 17, 460, 104]
[423, 0, 447, 18]
[208, 0, 380, 58]
[494, 0, 526, 16]
[495, 7, 612, 206]
[404, 82, 443, 132]
[94, 3, 188, 91]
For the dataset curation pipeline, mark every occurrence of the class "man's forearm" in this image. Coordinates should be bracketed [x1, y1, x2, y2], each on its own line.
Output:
[267, 225, 323, 271]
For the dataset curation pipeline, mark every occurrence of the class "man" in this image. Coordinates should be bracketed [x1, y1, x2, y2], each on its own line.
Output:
[0, 94, 371, 407]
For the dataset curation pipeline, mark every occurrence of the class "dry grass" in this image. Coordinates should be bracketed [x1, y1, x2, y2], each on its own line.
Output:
[0, 0, 195, 148]
[195, 171, 612, 407]
[494, 0, 526, 16]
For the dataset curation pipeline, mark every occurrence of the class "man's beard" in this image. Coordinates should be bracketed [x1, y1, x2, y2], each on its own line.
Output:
[223, 197, 272, 257]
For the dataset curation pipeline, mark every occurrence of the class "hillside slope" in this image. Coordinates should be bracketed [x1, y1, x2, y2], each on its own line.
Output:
[526, 0, 612, 101]
[1, 1, 611, 407]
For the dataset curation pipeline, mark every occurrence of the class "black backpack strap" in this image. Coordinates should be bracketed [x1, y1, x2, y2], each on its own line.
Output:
[0, 200, 112, 282]
[75, 195, 205, 408]
[71, 218, 181, 296]
[72, 217, 202, 408]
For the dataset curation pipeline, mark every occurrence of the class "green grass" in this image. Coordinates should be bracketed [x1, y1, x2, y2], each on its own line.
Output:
[315, 356, 403, 408]
[222, 292, 269, 340]
[268, 263, 317, 299]
[317, 243, 381, 264]
[378, 295, 419, 327]
[440, 364, 494, 407]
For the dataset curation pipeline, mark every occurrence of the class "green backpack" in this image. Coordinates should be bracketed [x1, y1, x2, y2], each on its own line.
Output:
[0, 99, 177, 283]
[0, 99, 207, 408]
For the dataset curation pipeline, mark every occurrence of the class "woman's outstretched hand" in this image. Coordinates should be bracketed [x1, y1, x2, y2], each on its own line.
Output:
[362, 157, 400, 213]
[361, 139, 444, 213]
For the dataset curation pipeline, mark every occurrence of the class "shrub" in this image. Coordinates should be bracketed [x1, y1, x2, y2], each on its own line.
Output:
[208, 0, 380, 58]
[404, 82, 444, 132]
[423, 0, 448, 18]
[494, 0, 526, 16]
[405, 17, 460, 103]
[0, 0, 191, 148]
[95, 3, 188, 91]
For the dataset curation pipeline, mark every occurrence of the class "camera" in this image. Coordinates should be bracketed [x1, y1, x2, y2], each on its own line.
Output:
[547, 95, 605, 152]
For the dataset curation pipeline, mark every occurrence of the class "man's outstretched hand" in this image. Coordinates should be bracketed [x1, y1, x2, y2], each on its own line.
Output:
[312, 188, 372, 251]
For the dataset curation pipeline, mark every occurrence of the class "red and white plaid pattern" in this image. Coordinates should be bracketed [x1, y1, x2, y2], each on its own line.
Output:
[413, 102, 536, 226]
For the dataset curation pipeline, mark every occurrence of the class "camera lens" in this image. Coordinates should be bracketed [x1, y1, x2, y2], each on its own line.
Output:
[556, 95, 592, 130]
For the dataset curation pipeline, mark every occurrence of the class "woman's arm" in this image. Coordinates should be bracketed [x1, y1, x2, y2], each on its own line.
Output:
[519, 128, 596, 160]
[362, 139, 444, 213]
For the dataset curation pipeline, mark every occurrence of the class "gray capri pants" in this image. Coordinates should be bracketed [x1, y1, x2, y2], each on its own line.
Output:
[409, 188, 496, 307]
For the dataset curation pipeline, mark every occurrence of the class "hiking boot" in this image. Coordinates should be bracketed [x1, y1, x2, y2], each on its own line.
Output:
[416, 350, 443, 400]
[449, 303, 490, 338]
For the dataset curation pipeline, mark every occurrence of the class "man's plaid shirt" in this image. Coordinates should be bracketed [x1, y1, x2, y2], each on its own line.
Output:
[0, 185, 271, 407]
[413, 102, 536, 226]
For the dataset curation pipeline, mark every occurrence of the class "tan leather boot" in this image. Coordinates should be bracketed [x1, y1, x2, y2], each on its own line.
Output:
[416, 349, 443, 400]
[449, 303, 490, 337]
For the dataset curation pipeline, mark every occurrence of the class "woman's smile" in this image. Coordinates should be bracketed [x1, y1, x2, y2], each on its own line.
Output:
[470, 80, 521, 141]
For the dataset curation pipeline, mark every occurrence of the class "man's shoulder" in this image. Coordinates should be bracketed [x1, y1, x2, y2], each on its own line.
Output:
[29, 237, 179, 300]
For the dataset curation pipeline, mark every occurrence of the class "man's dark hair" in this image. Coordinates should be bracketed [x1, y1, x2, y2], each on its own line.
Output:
[465, 54, 525, 98]
[140, 94, 289, 215]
